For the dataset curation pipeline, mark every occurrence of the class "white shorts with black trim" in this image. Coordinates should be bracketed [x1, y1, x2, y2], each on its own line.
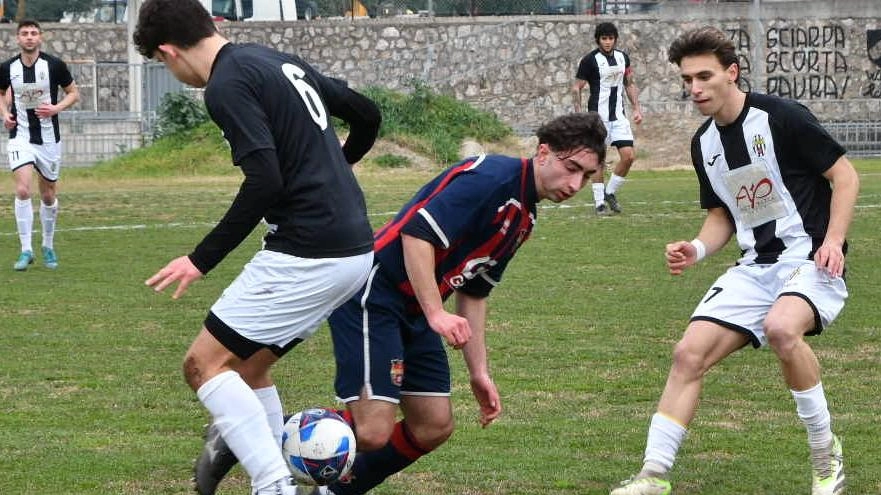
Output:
[604, 119, 634, 148]
[691, 260, 848, 348]
[208, 249, 374, 357]
[7, 139, 62, 181]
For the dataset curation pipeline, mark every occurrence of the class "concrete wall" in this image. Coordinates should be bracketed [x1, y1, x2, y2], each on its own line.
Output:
[1, 0, 879, 134]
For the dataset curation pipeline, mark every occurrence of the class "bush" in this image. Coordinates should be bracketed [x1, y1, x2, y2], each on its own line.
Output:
[153, 91, 210, 139]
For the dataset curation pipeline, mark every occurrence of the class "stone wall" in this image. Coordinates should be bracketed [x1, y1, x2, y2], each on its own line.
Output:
[1, 0, 879, 134]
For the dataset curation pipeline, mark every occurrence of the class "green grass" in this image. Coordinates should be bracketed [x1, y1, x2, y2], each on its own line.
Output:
[2, 156, 880, 494]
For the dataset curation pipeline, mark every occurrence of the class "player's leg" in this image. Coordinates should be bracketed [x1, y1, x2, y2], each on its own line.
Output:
[590, 164, 609, 215]
[764, 263, 847, 495]
[603, 119, 635, 213]
[37, 174, 59, 269]
[10, 154, 35, 270]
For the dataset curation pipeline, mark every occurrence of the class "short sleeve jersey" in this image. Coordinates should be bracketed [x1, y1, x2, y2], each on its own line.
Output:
[575, 48, 631, 122]
[204, 43, 373, 258]
[690, 92, 846, 265]
[0, 52, 74, 145]
[372, 154, 538, 313]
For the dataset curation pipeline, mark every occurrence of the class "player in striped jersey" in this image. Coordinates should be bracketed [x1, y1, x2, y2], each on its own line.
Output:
[192, 113, 608, 495]
[0, 19, 79, 271]
[611, 27, 858, 495]
[572, 22, 643, 215]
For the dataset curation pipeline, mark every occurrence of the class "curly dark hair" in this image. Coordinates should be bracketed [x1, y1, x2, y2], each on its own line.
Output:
[133, 0, 217, 59]
[536, 112, 607, 165]
[667, 26, 739, 71]
[17, 19, 41, 33]
[594, 22, 618, 43]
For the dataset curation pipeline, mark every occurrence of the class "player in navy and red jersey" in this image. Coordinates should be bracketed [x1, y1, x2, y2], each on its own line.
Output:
[134, 1, 381, 495]
[572, 22, 643, 215]
[193, 113, 608, 495]
[611, 27, 858, 495]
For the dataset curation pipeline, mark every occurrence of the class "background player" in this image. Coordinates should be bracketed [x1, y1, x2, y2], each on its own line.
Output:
[610, 26, 858, 495]
[572, 21, 643, 215]
[0, 19, 79, 270]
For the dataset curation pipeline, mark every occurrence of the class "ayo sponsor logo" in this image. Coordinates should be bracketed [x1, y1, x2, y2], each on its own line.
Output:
[735, 177, 774, 210]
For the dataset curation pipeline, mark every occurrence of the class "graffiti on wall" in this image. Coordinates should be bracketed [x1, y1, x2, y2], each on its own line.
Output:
[765, 25, 849, 99]
[866, 29, 881, 98]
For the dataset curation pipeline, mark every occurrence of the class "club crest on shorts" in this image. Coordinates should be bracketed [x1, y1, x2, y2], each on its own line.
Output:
[389, 359, 404, 387]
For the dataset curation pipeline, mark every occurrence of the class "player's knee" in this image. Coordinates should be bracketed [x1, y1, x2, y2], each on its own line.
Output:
[670, 340, 709, 378]
[764, 321, 801, 355]
[14, 185, 30, 200]
[409, 415, 455, 450]
[354, 419, 395, 451]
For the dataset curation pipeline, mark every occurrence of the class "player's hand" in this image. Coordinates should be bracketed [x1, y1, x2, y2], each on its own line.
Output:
[813, 241, 845, 278]
[632, 109, 644, 125]
[145, 255, 204, 299]
[665, 240, 697, 275]
[3, 113, 15, 130]
[469, 374, 501, 428]
[35, 103, 59, 119]
[426, 310, 471, 349]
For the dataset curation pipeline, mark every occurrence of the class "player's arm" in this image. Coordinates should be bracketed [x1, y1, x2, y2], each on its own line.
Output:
[665, 207, 733, 275]
[401, 233, 471, 348]
[815, 155, 859, 277]
[0, 64, 13, 127]
[455, 292, 501, 428]
[146, 149, 282, 298]
[35, 81, 79, 119]
[571, 78, 587, 112]
[321, 77, 381, 164]
[623, 68, 643, 125]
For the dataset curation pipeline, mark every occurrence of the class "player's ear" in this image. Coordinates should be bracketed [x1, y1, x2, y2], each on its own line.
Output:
[157, 44, 179, 60]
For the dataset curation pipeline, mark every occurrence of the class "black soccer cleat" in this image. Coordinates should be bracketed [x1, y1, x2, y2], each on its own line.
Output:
[604, 193, 622, 213]
[193, 423, 240, 495]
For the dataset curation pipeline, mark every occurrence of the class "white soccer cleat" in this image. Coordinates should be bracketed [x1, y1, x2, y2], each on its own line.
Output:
[610, 475, 672, 495]
[812, 434, 845, 495]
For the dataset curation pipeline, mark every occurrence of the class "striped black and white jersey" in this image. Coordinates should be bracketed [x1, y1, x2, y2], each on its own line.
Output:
[575, 48, 632, 122]
[691, 92, 846, 266]
[0, 52, 74, 145]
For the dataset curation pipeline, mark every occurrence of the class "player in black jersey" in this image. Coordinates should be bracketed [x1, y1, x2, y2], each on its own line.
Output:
[612, 27, 858, 495]
[134, 1, 381, 494]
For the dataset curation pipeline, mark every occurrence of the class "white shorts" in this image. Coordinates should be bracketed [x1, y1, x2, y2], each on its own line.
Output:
[7, 139, 62, 181]
[207, 249, 374, 359]
[691, 260, 848, 348]
[604, 119, 634, 148]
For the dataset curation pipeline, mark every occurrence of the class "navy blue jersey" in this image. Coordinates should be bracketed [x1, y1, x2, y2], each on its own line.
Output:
[373, 154, 537, 313]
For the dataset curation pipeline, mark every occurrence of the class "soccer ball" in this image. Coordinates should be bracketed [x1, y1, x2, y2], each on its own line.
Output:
[282, 408, 356, 485]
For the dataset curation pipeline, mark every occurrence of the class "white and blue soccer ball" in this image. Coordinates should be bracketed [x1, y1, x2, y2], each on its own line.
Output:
[282, 408, 356, 485]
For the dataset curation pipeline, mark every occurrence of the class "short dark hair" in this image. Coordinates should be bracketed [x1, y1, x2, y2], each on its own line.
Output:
[536, 112, 607, 166]
[17, 19, 40, 32]
[594, 22, 618, 43]
[667, 26, 739, 70]
[133, 0, 217, 59]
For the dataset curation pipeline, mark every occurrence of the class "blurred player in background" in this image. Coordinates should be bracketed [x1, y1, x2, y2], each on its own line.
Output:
[0, 19, 79, 271]
[194, 112, 608, 495]
[611, 26, 858, 495]
[134, 0, 381, 494]
[572, 21, 643, 215]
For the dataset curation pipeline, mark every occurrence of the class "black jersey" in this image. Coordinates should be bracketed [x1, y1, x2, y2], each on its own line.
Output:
[690, 92, 846, 265]
[575, 48, 631, 122]
[190, 43, 379, 273]
[0, 52, 74, 145]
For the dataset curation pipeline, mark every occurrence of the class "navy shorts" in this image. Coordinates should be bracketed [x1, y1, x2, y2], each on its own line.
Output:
[329, 265, 451, 404]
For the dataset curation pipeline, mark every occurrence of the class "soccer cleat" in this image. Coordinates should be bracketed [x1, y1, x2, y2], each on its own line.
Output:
[610, 476, 672, 495]
[42, 246, 58, 270]
[605, 193, 622, 213]
[812, 435, 845, 495]
[193, 423, 240, 495]
[13, 251, 34, 271]
[596, 204, 610, 216]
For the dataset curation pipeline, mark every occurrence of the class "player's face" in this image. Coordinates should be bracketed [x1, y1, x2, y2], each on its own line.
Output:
[536, 144, 599, 203]
[679, 53, 739, 118]
[16, 26, 42, 54]
[597, 35, 616, 54]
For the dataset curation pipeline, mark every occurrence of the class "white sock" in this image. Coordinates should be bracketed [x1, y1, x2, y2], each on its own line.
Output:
[14, 197, 33, 252]
[607, 174, 626, 195]
[197, 370, 291, 491]
[643, 412, 688, 474]
[40, 198, 58, 249]
[255, 385, 285, 449]
[792, 382, 833, 450]
[591, 182, 606, 207]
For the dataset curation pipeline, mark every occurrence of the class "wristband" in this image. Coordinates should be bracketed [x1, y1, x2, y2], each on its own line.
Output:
[690, 238, 707, 262]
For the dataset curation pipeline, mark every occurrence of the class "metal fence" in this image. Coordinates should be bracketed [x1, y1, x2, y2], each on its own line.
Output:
[824, 122, 881, 158]
[300, 0, 663, 17]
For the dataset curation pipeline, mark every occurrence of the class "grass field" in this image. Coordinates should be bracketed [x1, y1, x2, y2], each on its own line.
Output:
[1, 158, 879, 495]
